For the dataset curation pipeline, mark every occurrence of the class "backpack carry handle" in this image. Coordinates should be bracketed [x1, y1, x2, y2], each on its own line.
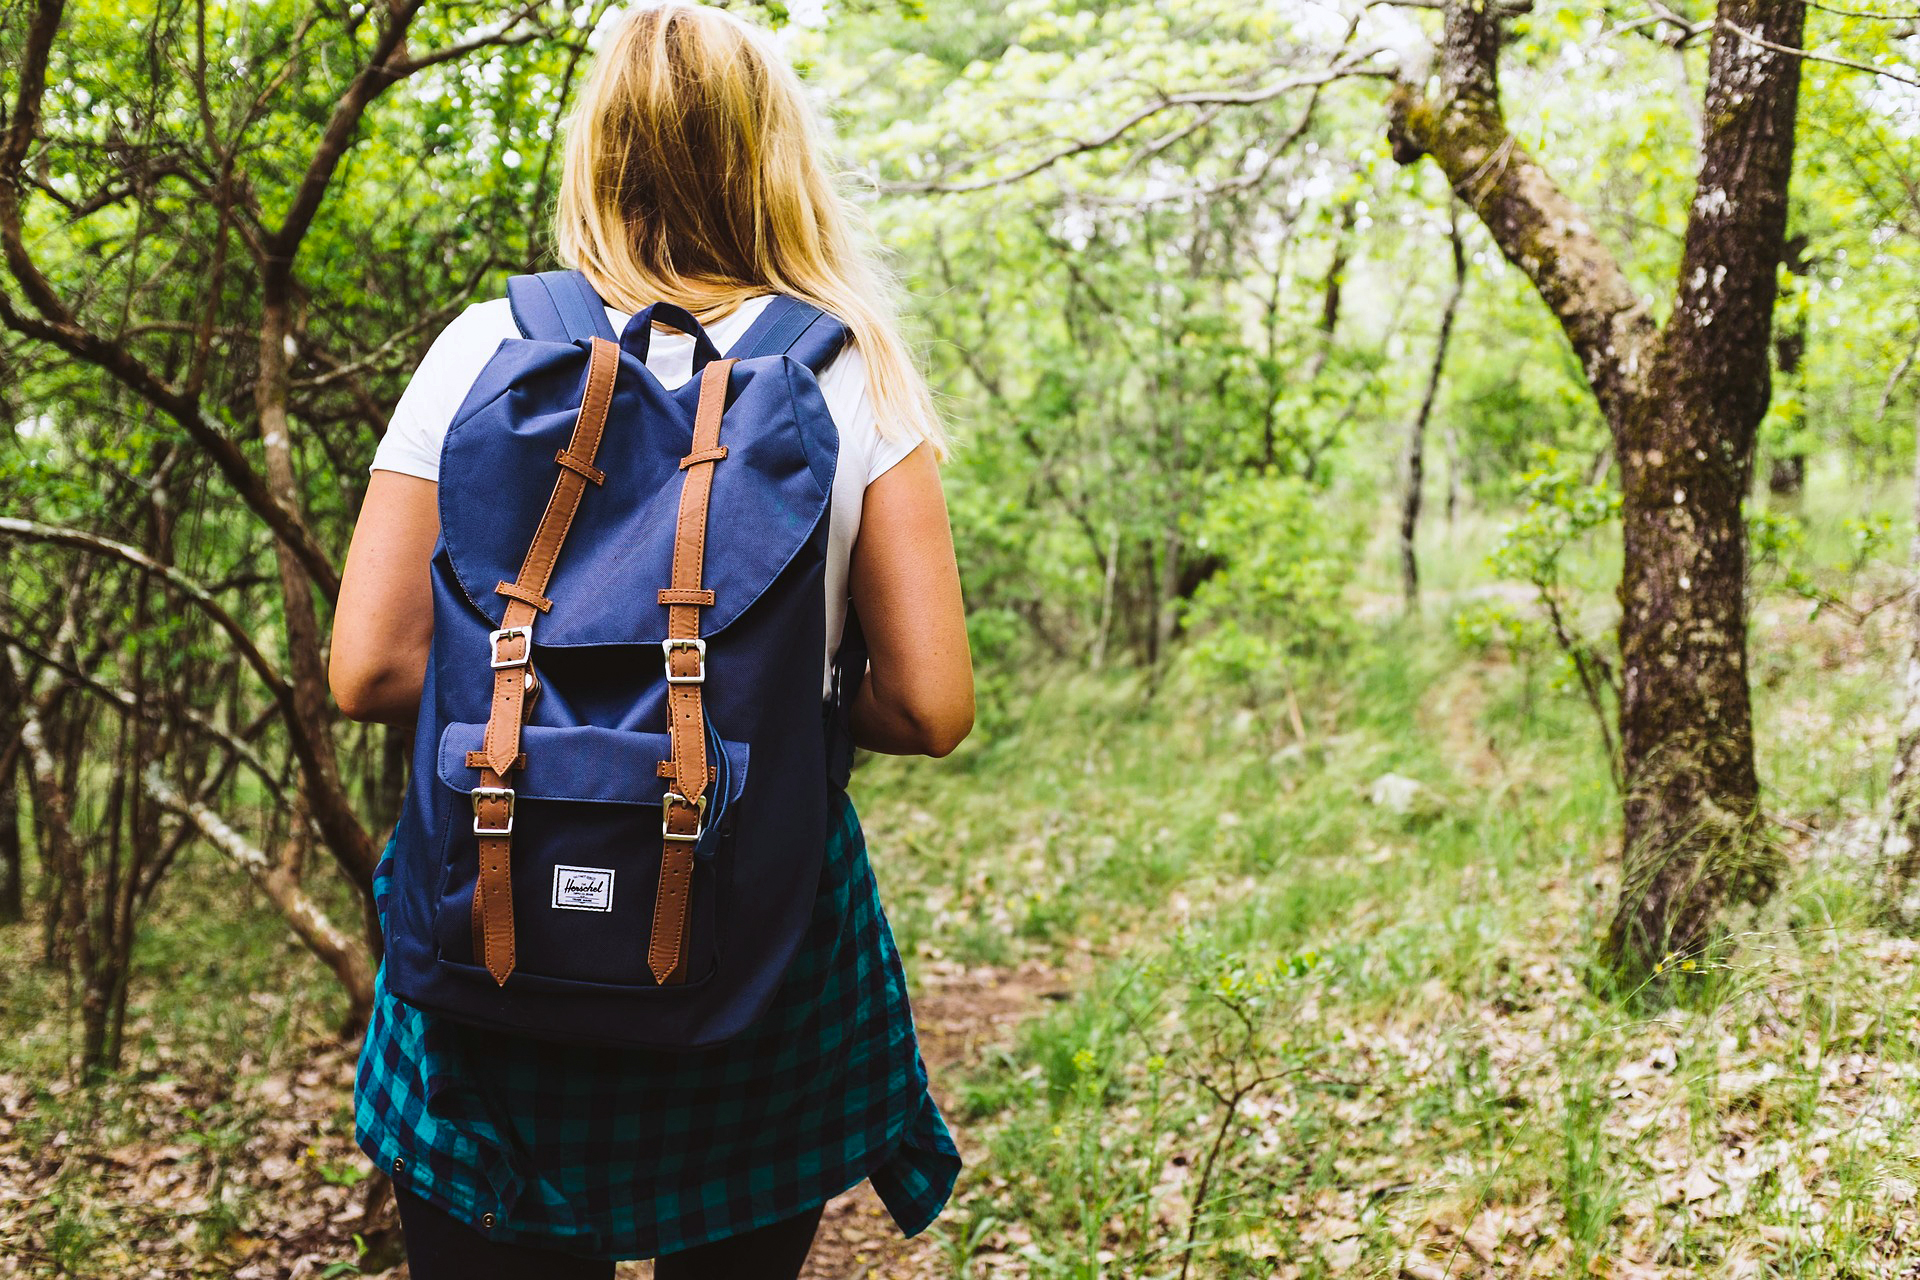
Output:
[622, 302, 724, 371]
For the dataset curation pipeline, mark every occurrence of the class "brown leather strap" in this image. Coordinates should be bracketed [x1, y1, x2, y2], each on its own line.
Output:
[471, 335, 622, 986]
[678, 446, 728, 469]
[649, 356, 735, 985]
[494, 581, 554, 612]
[553, 449, 606, 484]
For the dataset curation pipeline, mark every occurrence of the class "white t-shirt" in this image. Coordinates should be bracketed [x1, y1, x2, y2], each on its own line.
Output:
[371, 294, 917, 693]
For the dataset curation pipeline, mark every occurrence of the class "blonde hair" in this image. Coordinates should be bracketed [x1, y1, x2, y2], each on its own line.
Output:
[556, 2, 944, 455]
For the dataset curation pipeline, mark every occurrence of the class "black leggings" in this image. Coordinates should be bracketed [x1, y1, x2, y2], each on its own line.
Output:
[394, 1184, 823, 1280]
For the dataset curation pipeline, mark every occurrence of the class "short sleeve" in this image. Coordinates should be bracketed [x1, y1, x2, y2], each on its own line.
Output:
[370, 300, 518, 482]
[812, 341, 920, 488]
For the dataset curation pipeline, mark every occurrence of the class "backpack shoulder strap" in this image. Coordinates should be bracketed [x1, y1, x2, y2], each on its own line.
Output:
[506, 270, 618, 344]
[728, 295, 849, 372]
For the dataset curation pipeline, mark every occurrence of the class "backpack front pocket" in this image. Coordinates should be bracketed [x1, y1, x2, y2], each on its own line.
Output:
[429, 721, 749, 988]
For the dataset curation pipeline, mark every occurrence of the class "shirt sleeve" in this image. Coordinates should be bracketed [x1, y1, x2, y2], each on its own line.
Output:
[814, 340, 922, 488]
[370, 300, 516, 482]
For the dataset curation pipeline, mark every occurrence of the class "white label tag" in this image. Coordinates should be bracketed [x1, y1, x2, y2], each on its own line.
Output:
[551, 864, 614, 912]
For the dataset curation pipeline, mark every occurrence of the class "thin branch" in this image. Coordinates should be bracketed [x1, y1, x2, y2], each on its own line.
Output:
[0, 517, 377, 882]
[260, 0, 428, 267]
[0, 517, 290, 699]
[1719, 16, 1920, 90]
[0, 626, 294, 813]
[390, 2, 555, 74]
[878, 59, 1395, 195]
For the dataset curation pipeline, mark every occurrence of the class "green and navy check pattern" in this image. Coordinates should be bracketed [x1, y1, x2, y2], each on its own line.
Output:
[354, 789, 958, 1260]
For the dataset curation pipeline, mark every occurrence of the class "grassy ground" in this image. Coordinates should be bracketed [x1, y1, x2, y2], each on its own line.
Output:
[3, 471, 1917, 1278]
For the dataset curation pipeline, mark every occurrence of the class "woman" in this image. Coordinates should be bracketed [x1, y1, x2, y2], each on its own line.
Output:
[329, 6, 973, 1277]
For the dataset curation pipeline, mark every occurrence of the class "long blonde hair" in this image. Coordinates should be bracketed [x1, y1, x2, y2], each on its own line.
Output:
[556, 3, 944, 454]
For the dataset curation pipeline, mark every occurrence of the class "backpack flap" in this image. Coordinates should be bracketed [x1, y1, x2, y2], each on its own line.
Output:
[435, 722, 749, 818]
[436, 338, 838, 648]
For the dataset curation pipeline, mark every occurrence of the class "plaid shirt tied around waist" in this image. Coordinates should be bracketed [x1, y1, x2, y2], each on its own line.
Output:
[354, 788, 959, 1260]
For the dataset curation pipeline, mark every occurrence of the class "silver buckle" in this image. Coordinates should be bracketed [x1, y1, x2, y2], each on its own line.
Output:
[662, 637, 706, 685]
[661, 790, 707, 842]
[489, 625, 533, 670]
[471, 786, 515, 836]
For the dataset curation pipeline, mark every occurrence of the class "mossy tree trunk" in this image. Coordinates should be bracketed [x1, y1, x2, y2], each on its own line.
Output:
[1388, 0, 1807, 983]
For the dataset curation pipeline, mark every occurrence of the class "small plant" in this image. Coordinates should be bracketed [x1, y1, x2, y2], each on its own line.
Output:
[1555, 1070, 1624, 1269]
[929, 1208, 1002, 1278]
[1755, 505, 1909, 625]
[1484, 447, 1623, 788]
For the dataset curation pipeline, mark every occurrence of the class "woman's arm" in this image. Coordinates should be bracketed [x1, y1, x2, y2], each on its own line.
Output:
[331, 471, 441, 725]
[848, 443, 974, 757]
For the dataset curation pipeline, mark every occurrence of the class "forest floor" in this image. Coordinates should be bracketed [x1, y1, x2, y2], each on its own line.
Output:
[5, 494, 1920, 1278]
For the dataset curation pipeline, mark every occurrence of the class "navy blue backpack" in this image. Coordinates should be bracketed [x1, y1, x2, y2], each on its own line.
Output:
[382, 270, 865, 1050]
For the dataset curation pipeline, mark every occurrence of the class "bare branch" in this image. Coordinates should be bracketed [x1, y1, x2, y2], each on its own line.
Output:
[0, 626, 296, 814]
[261, 0, 428, 270]
[390, 2, 558, 74]
[0, 517, 290, 699]
[877, 58, 1395, 195]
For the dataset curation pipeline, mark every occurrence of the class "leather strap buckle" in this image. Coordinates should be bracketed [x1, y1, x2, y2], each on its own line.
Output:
[472, 786, 516, 836]
[662, 637, 706, 685]
[489, 625, 533, 670]
[661, 790, 707, 842]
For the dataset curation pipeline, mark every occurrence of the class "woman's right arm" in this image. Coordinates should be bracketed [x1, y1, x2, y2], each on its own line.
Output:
[330, 470, 441, 725]
[847, 443, 974, 757]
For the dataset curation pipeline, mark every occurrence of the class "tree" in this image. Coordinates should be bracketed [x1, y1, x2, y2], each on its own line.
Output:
[1399, 204, 1466, 610]
[1386, 0, 1807, 981]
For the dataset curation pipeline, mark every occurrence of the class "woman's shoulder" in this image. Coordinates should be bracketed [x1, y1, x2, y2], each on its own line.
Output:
[438, 296, 521, 349]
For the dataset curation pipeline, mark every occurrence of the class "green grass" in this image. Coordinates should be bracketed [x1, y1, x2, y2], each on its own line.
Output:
[847, 469, 1920, 1276]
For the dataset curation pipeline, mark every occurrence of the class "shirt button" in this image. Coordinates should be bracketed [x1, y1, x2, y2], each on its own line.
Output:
[392, 1156, 405, 1174]
[481, 1212, 497, 1230]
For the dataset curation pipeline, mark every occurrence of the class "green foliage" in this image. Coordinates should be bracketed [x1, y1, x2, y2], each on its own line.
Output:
[1488, 448, 1622, 590]
[1181, 474, 1362, 695]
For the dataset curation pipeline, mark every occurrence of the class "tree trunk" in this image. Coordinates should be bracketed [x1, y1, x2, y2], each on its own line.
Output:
[247, 280, 380, 903]
[1768, 239, 1810, 498]
[0, 543, 21, 925]
[1606, 2, 1804, 973]
[1389, 0, 1806, 983]
[1400, 209, 1467, 610]
[0, 731, 22, 925]
[6, 646, 104, 1076]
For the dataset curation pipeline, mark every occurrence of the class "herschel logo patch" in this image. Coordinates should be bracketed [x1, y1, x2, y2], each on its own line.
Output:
[552, 865, 614, 912]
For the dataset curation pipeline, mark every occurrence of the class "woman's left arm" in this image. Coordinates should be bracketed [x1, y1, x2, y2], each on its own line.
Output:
[330, 471, 441, 725]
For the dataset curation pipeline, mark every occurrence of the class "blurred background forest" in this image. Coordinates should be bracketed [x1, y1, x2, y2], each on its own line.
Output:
[2, 0, 1920, 1276]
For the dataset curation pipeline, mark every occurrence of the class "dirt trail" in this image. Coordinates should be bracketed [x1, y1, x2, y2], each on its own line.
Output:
[793, 959, 1064, 1280]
